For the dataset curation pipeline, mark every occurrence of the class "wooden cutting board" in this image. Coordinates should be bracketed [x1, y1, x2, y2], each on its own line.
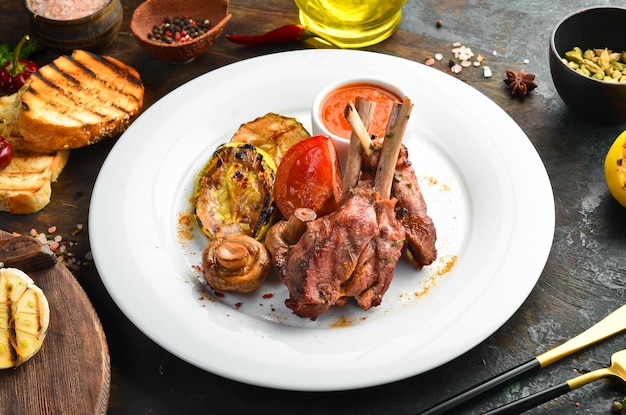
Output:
[0, 231, 110, 415]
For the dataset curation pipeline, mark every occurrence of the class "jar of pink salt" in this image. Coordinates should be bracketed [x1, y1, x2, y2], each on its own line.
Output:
[24, 0, 123, 51]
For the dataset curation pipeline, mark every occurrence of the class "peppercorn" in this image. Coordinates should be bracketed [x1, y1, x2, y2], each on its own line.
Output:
[147, 16, 211, 44]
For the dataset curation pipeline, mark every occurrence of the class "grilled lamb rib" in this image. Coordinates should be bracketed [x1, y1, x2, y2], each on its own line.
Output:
[362, 140, 437, 268]
[282, 179, 405, 318]
[268, 97, 415, 319]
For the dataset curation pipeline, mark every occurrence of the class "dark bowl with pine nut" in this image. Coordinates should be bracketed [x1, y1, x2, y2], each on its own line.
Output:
[131, 0, 232, 63]
[549, 7, 626, 125]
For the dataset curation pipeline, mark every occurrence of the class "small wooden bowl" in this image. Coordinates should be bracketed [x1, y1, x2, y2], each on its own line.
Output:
[24, 0, 123, 51]
[131, 0, 231, 63]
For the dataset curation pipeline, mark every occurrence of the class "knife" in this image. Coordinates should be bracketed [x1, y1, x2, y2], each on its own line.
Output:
[0, 235, 57, 272]
[419, 304, 626, 414]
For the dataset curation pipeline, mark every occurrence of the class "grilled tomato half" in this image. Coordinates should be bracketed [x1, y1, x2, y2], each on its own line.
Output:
[194, 142, 277, 240]
[273, 135, 342, 219]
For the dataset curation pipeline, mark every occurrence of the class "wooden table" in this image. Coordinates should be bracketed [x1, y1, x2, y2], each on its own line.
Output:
[1, 0, 626, 414]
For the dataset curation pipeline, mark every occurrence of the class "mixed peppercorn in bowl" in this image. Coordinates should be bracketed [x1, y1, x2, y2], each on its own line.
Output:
[130, 0, 232, 63]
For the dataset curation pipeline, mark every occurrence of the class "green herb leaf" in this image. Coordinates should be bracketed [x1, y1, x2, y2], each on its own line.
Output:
[0, 44, 12, 66]
[19, 38, 39, 59]
[0, 37, 39, 67]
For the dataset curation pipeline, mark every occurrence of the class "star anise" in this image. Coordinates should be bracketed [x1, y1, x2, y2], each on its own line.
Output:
[503, 68, 537, 97]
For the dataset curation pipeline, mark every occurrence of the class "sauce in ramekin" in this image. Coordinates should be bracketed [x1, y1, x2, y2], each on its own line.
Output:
[320, 82, 403, 140]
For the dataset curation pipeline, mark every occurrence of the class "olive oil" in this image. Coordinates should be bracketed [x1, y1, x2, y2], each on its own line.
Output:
[294, 0, 406, 48]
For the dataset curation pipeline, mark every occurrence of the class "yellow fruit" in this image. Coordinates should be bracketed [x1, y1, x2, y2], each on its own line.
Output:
[0, 268, 49, 368]
[605, 130, 626, 207]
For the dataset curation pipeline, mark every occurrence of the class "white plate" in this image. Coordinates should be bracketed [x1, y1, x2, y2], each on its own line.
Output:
[89, 50, 554, 391]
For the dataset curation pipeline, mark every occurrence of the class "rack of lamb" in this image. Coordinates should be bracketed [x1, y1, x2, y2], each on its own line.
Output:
[266, 96, 437, 320]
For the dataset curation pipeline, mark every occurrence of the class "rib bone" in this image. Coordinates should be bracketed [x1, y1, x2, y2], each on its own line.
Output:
[342, 98, 375, 199]
[343, 101, 374, 157]
[374, 96, 413, 198]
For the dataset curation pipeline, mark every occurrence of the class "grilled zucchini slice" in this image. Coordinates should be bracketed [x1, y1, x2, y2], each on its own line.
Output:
[230, 113, 310, 166]
[194, 142, 277, 240]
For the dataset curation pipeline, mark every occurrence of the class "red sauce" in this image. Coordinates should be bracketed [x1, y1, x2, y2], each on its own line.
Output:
[320, 82, 402, 140]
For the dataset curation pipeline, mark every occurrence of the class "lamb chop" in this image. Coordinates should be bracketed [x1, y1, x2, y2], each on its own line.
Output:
[267, 97, 413, 319]
[362, 140, 437, 268]
[344, 102, 437, 268]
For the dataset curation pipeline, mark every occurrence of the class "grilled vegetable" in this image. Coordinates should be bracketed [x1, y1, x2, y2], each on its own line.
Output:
[229, 113, 310, 166]
[194, 142, 277, 240]
[0, 136, 13, 171]
[0, 36, 38, 94]
[0, 267, 49, 369]
[226, 24, 314, 47]
[202, 234, 270, 293]
[273, 135, 342, 219]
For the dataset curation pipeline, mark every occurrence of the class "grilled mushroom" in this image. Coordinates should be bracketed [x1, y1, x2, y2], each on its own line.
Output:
[202, 234, 270, 293]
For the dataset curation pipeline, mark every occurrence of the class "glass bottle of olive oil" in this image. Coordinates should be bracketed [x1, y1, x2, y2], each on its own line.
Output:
[294, 0, 407, 48]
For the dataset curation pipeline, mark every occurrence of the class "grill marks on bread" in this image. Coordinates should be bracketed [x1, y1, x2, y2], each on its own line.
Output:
[23, 52, 141, 124]
[18, 50, 144, 152]
[0, 150, 69, 214]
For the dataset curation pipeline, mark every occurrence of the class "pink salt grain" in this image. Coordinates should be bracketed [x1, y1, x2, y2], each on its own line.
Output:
[29, 0, 110, 20]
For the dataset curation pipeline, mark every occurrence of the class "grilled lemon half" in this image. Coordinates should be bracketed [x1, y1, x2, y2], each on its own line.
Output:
[0, 267, 50, 368]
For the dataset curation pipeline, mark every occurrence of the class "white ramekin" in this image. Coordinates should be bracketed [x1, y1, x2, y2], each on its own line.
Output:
[310, 77, 408, 169]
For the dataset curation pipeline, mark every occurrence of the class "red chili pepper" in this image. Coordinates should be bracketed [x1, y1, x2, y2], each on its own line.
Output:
[0, 35, 39, 94]
[0, 136, 14, 171]
[226, 24, 314, 46]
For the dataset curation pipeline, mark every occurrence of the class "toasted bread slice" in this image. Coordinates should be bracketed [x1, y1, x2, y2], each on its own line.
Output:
[0, 89, 69, 214]
[17, 49, 144, 152]
[0, 87, 23, 140]
[0, 148, 69, 214]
